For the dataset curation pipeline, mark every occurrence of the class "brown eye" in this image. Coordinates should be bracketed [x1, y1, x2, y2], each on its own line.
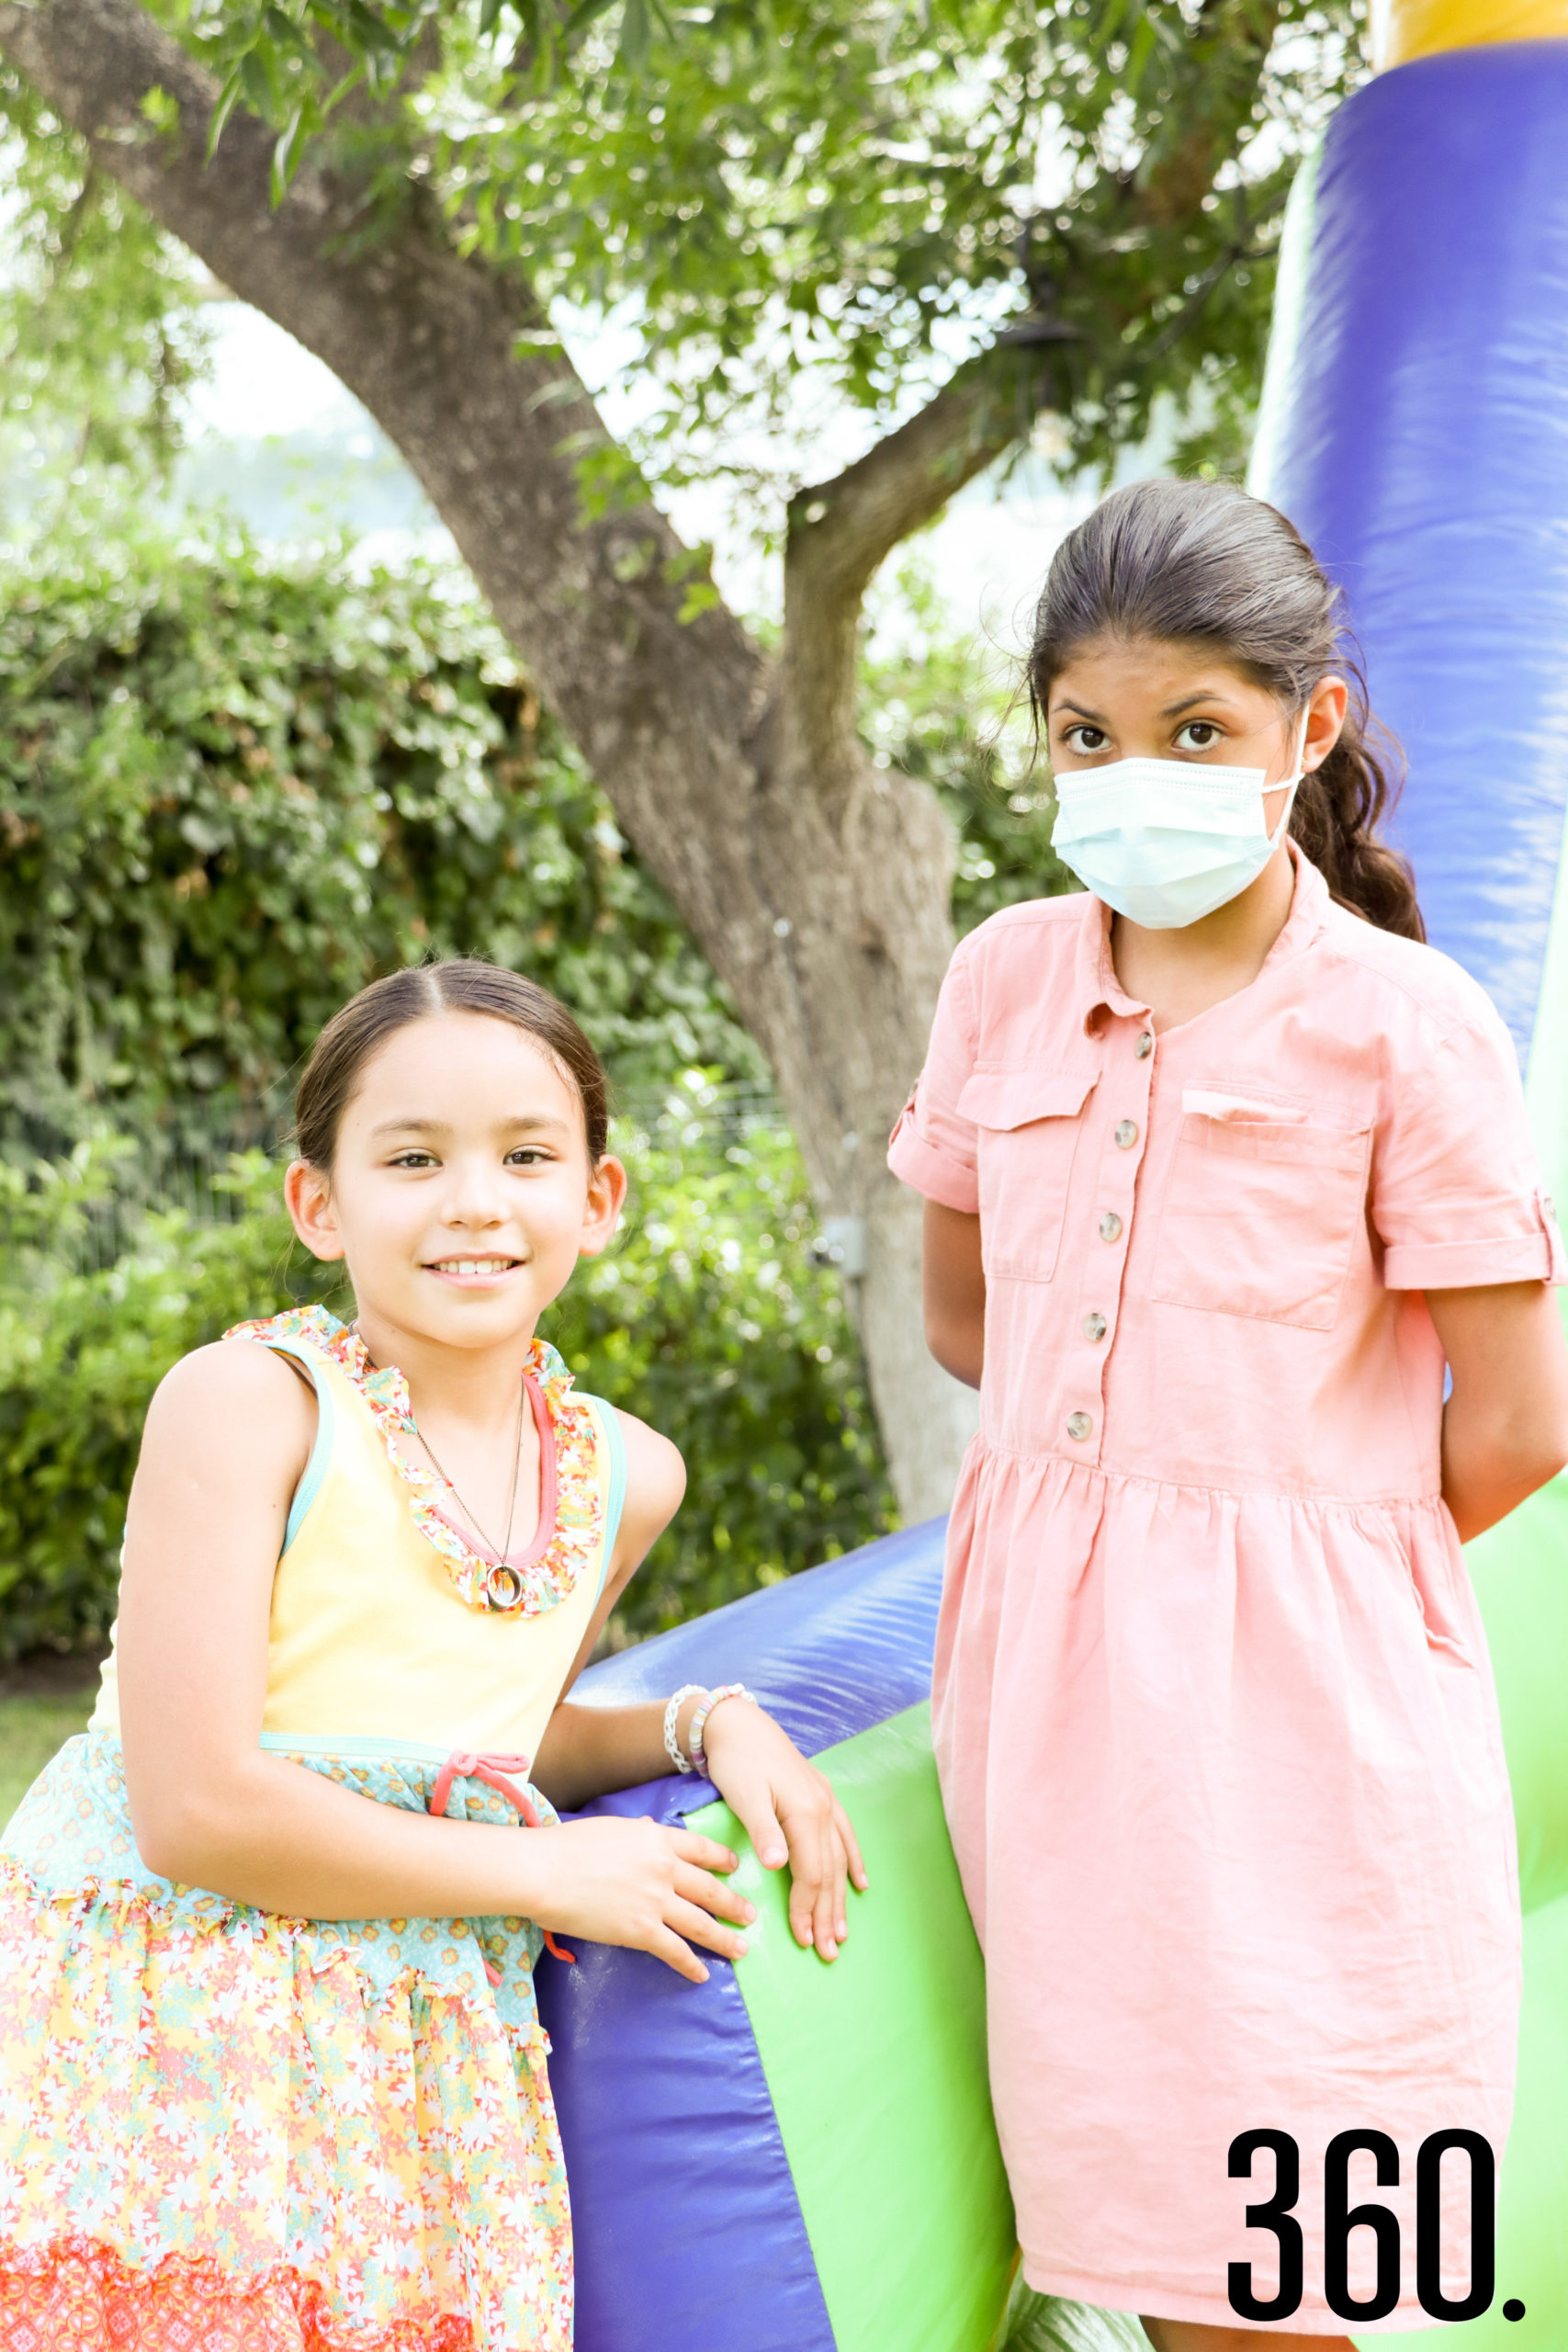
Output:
[1175, 720, 1223, 752]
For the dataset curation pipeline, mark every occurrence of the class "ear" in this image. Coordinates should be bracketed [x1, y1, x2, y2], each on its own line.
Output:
[1301, 674, 1350, 773]
[285, 1159, 345, 1262]
[577, 1154, 628, 1261]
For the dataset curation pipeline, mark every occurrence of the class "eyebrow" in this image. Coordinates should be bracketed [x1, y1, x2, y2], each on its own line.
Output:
[1160, 689, 1240, 717]
[1052, 689, 1240, 723]
[368, 1114, 573, 1138]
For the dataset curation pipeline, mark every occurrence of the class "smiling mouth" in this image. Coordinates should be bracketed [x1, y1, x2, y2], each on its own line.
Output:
[425, 1257, 524, 1277]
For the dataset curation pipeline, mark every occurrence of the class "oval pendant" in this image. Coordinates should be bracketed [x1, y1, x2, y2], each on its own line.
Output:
[485, 1563, 524, 1611]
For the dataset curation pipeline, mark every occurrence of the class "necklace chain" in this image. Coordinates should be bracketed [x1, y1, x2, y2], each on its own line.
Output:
[348, 1321, 529, 1564]
[415, 1387, 527, 1563]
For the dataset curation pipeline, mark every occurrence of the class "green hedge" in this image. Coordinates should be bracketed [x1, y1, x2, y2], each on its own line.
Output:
[0, 1118, 893, 1663]
[0, 531, 759, 1159]
[0, 535, 1069, 1661]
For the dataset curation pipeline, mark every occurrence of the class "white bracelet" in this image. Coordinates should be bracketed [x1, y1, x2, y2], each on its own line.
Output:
[663, 1684, 707, 1776]
[688, 1682, 757, 1775]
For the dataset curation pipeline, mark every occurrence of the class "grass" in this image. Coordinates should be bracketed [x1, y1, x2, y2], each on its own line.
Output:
[1003, 2287, 1150, 2350]
[0, 1690, 94, 1832]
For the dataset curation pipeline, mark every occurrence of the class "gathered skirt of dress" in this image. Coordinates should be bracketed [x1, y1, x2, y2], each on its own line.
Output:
[0, 1733, 571, 2352]
[937, 1442, 1522, 2335]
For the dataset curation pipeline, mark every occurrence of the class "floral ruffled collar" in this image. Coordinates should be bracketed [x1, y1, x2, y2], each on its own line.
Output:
[225, 1304, 603, 1618]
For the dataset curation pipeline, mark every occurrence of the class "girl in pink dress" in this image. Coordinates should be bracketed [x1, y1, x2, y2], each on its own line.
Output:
[888, 480, 1568, 2346]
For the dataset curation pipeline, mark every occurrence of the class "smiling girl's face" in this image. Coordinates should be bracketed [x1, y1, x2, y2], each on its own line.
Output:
[1047, 635, 1348, 833]
[285, 1010, 626, 1354]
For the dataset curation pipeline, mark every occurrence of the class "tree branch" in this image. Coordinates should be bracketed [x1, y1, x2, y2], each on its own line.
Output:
[0, 0, 762, 838]
[779, 0, 1284, 805]
[779, 347, 1050, 802]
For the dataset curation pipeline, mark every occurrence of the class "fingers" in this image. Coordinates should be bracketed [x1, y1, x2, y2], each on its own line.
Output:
[834, 1798, 869, 1894]
[773, 1770, 867, 1961]
[673, 1860, 755, 1928]
[669, 1826, 739, 1874]
[667, 1893, 749, 1962]
[818, 1817, 849, 1953]
[648, 1925, 709, 1984]
[785, 1809, 835, 1960]
[731, 1789, 788, 1874]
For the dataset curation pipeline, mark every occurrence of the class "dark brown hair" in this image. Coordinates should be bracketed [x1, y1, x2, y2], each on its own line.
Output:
[293, 960, 610, 1169]
[1027, 478, 1425, 941]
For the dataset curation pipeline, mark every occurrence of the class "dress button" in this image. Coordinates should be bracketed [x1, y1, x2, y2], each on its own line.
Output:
[1066, 1411, 1093, 1442]
[1134, 1031, 1155, 1059]
[1099, 1211, 1122, 1242]
[1114, 1119, 1138, 1149]
[1084, 1312, 1107, 1341]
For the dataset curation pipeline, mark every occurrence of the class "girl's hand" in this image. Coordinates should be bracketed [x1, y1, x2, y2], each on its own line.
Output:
[701, 1702, 868, 1962]
[533, 1815, 754, 1984]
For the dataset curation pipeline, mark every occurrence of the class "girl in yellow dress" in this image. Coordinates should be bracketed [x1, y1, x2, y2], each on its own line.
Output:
[0, 957, 863, 2351]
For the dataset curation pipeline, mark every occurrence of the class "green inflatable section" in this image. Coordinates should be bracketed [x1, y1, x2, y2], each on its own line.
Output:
[689, 1704, 1019, 2352]
[684, 1519, 1568, 2352]
[1352, 1480, 1568, 2351]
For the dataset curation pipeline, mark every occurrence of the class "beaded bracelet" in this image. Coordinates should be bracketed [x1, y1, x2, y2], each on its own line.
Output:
[687, 1682, 756, 1776]
[662, 1684, 707, 1776]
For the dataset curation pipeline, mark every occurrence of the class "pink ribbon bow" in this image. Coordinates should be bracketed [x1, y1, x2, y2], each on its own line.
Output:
[428, 1749, 576, 1972]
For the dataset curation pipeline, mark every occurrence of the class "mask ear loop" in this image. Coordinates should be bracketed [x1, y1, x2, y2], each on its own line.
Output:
[1267, 707, 1313, 851]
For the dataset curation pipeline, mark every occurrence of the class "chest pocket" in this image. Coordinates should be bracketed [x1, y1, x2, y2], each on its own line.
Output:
[957, 1067, 1097, 1283]
[1151, 1084, 1372, 1330]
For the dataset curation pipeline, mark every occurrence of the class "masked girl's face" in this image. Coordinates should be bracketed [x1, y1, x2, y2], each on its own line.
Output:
[1047, 637, 1346, 835]
[285, 1010, 625, 1351]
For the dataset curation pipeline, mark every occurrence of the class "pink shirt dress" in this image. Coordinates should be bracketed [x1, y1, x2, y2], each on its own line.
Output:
[887, 843, 1565, 2333]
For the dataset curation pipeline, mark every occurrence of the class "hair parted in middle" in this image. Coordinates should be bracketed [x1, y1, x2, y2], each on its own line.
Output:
[292, 959, 611, 1172]
[1027, 477, 1425, 942]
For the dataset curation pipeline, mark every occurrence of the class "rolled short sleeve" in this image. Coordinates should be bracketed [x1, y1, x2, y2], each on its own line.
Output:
[887, 942, 981, 1214]
[1373, 1008, 1568, 1290]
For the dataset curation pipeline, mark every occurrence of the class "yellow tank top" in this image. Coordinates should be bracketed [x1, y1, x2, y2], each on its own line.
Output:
[90, 1307, 626, 1764]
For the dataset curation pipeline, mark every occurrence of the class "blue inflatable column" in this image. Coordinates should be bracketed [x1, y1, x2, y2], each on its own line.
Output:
[1248, 14, 1568, 2343]
[1248, 34, 1568, 1200]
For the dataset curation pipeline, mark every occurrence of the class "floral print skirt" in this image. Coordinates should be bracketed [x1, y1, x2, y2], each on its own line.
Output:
[0, 1733, 572, 2352]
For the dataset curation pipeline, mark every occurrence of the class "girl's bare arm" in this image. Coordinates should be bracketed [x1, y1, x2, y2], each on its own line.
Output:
[1426, 1281, 1568, 1542]
[532, 1410, 868, 1960]
[922, 1199, 986, 1388]
[116, 1345, 748, 1980]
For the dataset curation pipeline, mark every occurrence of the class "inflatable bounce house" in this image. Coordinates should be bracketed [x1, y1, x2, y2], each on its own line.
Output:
[539, 2, 1568, 2341]
[1248, 0, 1568, 2342]
[535, 1520, 1020, 2352]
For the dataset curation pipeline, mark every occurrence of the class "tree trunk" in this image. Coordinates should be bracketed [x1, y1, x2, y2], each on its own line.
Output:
[0, 0, 985, 1517]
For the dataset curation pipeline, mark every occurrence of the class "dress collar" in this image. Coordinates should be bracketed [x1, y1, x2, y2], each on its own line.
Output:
[1070, 838, 1331, 1038]
[222, 1303, 602, 1617]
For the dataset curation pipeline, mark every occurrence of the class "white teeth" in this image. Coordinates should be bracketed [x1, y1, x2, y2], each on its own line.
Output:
[433, 1259, 514, 1274]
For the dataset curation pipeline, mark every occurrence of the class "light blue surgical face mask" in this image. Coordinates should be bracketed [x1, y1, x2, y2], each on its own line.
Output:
[1049, 722, 1307, 930]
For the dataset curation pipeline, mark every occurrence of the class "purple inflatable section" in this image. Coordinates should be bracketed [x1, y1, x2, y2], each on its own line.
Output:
[1255, 42, 1568, 1056]
[534, 1516, 946, 2352]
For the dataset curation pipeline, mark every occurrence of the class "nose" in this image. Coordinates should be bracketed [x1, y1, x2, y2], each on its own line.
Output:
[440, 1153, 509, 1230]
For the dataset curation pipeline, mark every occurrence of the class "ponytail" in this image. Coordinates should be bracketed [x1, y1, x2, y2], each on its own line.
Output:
[1027, 478, 1426, 942]
[1288, 690, 1425, 943]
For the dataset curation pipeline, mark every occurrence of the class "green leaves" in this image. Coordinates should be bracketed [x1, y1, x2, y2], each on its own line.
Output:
[0, 1152, 348, 1661]
[0, 529, 762, 1162]
[547, 1109, 896, 1643]
[0, 530, 905, 1663]
[6, 0, 1368, 540]
[0, 68, 213, 506]
[191, 0, 438, 191]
